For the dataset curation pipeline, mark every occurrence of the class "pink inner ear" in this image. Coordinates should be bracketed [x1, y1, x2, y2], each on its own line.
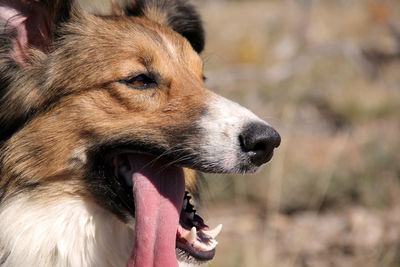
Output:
[0, 1, 50, 66]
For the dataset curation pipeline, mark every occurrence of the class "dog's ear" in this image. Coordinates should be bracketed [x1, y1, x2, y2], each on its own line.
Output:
[122, 0, 205, 53]
[0, 0, 74, 142]
[0, 0, 73, 66]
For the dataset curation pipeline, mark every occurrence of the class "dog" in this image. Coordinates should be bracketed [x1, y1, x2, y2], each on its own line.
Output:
[0, 0, 280, 266]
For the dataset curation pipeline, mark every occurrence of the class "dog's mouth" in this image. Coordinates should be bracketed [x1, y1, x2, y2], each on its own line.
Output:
[112, 153, 221, 266]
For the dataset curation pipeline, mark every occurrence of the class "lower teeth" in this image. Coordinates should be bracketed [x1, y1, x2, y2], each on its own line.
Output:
[179, 224, 223, 251]
[201, 224, 223, 239]
[179, 192, 222, 252]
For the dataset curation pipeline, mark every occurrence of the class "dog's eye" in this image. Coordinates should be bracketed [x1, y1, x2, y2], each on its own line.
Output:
[123, 74, 157, 89]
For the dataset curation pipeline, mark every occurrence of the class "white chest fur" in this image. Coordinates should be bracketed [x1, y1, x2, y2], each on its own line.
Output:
[0, 196, 133, 267]
[0, 195, 204, 267]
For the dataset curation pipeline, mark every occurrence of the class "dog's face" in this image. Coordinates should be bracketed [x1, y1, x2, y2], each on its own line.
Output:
[0, 1, 280, 266]
[46, 13, 278, 174]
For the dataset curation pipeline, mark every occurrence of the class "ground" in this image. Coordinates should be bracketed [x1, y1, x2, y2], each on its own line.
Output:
[197, 1, 400, 266]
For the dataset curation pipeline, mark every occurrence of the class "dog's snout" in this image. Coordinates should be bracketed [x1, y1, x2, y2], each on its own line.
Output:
[239, 123, 281, 166]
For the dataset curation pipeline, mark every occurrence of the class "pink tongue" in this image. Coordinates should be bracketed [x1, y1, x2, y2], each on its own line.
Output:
[126, 155, 185, 267]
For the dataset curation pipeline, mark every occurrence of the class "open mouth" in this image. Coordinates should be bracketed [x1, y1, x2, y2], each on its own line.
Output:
[113, 153, 221, 266]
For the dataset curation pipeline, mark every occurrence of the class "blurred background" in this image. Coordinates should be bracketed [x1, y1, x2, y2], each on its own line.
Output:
[80, 0, 400, 266]
[195, 0, 400, 266]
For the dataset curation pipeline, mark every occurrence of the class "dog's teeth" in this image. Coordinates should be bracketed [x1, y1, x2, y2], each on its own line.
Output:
[184, 227, 197, 244]
[193, 238, 218, 251]
[182, 227, 197, 244]
[201, 224, 223, 239]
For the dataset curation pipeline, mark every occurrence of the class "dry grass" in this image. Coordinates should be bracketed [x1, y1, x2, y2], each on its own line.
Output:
[197, 0, 400, 266]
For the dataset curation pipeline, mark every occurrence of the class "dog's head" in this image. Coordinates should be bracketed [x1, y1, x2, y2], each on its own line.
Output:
[0, 1, 280, 266]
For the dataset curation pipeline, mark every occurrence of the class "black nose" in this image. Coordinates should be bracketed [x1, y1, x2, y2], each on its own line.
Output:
[239, 122, 281, 166]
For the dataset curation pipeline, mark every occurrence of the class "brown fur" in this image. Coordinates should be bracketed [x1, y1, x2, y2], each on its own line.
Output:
[0, 2, 281, 265]
[0, 0, 206, 218]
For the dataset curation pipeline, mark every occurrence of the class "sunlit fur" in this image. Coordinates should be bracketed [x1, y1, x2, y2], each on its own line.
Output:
[0, 1, 267, 266]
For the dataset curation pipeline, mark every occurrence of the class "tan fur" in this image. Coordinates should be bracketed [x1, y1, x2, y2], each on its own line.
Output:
[0, 4, 210, 264]
[0, 1, 276, 266]
[0, 12, 208, 199]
